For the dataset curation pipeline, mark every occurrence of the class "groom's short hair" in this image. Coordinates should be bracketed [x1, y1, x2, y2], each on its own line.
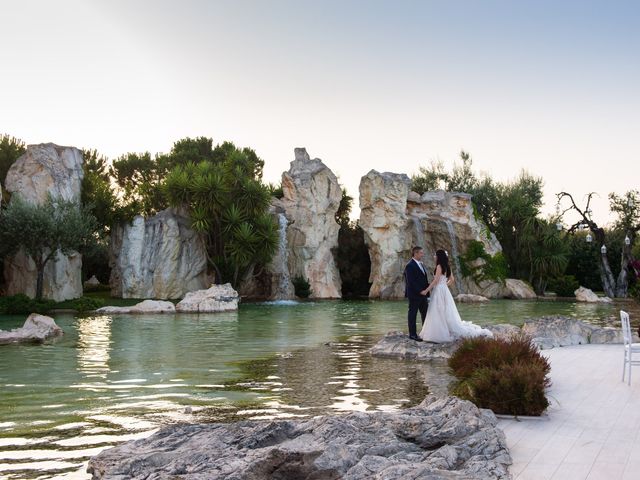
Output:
[412, 246, 423, 256]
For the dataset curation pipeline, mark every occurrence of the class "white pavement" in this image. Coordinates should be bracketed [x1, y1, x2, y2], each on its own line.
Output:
[498, 344, 640, 480]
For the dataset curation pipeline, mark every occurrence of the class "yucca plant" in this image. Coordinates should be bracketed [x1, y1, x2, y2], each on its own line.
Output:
[162, 139, 278, 287]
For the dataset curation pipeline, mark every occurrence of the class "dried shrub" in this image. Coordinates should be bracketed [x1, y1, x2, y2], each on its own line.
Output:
[448, 334, 551, 416]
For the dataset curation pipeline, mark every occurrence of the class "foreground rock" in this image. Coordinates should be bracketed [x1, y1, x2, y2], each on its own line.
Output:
[0, 314, 63, 345]
[3, 143, 84, 301]
[87, 395, 511, 480]
[96, 300, 176, 314]
[574, 286, 612, 303]
[455, 294, 490, 303]
[176, 283, 239, 312]
[522, 316, 632, 349]
[109, 208, 209, 299]
[370, 331, 461, 360]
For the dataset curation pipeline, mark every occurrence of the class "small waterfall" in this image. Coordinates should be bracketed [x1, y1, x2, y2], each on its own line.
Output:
[444, 219, 463, 292]
[272, 213, 294, 300]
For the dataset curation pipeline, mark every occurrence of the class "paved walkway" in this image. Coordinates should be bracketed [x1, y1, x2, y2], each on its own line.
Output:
[498, 344, 640, 480]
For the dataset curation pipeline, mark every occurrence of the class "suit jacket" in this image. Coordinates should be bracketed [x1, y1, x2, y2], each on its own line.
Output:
[404, 259, 430, 300]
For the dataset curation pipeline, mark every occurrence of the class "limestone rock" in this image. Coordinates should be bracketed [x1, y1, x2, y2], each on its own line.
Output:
[575, 286, 612, 303]
[109, 208, 209, 299]
[370, 331, 460, 360]
[176, 283, 239, 313]
[485, 323, 522, 340]
[0, 314, 63, 345]
[503, 279, 537, 299]
[4, 143, 84, 203]
[522, 316, 633, 349]
[358, 177, 506, 299]
[409, 190, 503, 298]
[359, 171, 413, 299]
[238, 208, 296, 300]
[271, 148, 342, 299]
[87, 395, 511, 479]
[96, 300, 176, 314]
[3, 143, 84, 301]
[84, 275, 101, 288]
[455, 293, 490, 303]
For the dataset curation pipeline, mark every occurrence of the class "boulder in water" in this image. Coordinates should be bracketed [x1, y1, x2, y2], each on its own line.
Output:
[95, 300, 176, 314]
[176, 283, 239, 312]
[455, 293, 490, 303]
[574, 286, 612, 303]
[0, 314, 63, 345]
[370, 331, 461, 360]
[503, 279, 537, 299]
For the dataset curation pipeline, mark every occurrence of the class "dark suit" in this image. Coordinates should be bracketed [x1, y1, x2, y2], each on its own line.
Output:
[404, 259, 429, 337]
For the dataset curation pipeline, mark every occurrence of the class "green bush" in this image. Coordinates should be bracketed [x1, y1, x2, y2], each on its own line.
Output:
[459, 240, 508, 283]
[547, 275, 580, 297]
[71, 296, 105, 313]
[292, 276, 312, 298]
[0, 294, 56, 315]
[448, 335, 550, 416]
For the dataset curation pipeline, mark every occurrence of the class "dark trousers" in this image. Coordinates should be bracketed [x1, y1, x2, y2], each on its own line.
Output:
[408, 297, 428, 337]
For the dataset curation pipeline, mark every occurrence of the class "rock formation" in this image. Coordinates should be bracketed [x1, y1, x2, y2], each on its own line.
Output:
[109, 208, 209, 299]
[176, 283, 239, 312]
[503, 279, 537, 299]
[3, 143, 84, 301]
[408, 190, 503, 298]
[96, 300, 176, 314]
[359, 171, 508, 299]
[371, 316, 636, 359]
[455, 293, 490, 303]
[238, 207, 296, 300]
[522, 316, 631, 349]
[574, 286, 612, 303]
[359, 171, 413, 298]
[370, 331, 461, 360]
[87, 395, 511, 479]
[0, 314, 63, 345]
[271, 148, 342, 299]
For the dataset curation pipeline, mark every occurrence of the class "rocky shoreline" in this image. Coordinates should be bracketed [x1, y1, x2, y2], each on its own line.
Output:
[87, 395, 511, 480]
[370, 316, 635, 360]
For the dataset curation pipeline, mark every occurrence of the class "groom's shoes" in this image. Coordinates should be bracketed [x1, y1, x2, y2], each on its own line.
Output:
[409, 335, 423, 342]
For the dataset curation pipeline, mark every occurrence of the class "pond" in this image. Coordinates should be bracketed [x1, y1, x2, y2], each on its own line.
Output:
[0, 298, 636, 479]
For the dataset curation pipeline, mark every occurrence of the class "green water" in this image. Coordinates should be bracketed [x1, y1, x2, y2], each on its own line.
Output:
[0, 299, 635, 479]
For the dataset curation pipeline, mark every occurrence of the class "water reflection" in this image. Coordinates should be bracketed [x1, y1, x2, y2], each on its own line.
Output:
[76, 316, 112, 380]
[0, 299, 637, 479]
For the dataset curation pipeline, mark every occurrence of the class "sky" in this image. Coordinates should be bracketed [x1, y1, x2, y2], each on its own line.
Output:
[1, 0, 638, 225]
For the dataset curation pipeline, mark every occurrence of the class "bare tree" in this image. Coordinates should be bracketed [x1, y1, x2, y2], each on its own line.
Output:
[556, 192, 616, 298]
[609, 190, 640, 297]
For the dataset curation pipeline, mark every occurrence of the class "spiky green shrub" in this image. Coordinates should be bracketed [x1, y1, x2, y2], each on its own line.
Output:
[163, 140, 278, 287]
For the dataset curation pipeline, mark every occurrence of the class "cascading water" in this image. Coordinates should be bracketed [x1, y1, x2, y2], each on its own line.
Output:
[272, 213, 294, 300]
[444, 219, 463, 293]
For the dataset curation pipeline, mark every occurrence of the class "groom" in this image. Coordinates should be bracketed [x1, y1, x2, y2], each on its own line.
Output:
[404, 246, 430, 342]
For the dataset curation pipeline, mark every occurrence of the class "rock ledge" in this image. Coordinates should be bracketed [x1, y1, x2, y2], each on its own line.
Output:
[87, 395, 511, 479]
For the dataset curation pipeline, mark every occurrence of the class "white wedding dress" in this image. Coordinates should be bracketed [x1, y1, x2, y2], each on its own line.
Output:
[419, 276, 493, 343]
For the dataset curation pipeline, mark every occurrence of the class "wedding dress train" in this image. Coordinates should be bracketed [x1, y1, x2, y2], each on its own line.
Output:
[419, 276, 493, 343]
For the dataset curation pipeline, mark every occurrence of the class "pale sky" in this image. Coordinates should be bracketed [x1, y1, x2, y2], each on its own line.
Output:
[1, 0, 638, 225]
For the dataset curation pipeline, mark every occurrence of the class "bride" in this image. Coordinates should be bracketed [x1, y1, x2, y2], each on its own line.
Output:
[419, 249, 493, 343]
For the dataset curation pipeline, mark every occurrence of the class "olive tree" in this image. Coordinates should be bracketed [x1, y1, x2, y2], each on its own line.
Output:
[0, 196, 96, 300]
